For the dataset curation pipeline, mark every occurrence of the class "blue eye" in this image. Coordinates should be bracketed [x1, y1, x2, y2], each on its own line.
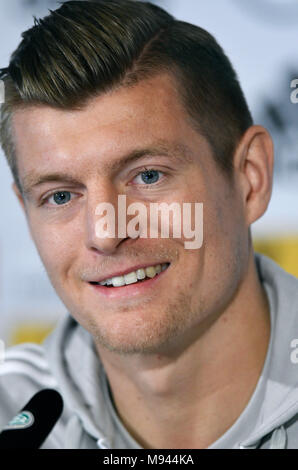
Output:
[50, 191, 72, 205]
[135, 169, 162, 185]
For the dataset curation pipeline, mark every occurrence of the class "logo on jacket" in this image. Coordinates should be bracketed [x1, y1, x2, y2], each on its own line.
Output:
[4, 411, 34, 430]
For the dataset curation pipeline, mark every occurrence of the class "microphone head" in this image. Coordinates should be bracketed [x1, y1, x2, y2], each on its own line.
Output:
[0, 389, 64, 449]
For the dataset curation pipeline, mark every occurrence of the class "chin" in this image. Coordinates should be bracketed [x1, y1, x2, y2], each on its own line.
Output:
[87, 299, 198, 356]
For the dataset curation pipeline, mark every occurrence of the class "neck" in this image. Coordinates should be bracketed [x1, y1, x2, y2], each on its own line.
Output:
[95, 252, 270, 449]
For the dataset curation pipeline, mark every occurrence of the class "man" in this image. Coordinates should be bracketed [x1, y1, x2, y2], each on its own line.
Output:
[0, 0, 297, 449]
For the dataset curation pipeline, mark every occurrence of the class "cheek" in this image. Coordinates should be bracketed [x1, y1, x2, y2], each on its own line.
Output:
[178, 185, 246, 304]
[203, 177, 244, 250]
[198, 200, 247, 305]
[28, 218, 76, 278]
[202, 201, 238, 276]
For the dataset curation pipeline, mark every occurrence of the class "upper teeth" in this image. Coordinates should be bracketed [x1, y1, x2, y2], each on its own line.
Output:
[98, 263, 169, 287]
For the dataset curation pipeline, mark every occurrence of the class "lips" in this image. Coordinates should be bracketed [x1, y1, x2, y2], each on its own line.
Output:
[89, 262, 170, 299]
[88, 262, 170, 286]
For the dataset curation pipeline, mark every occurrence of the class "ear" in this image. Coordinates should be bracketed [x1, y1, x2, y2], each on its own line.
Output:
[12, 182, 26, 213]
[233, 125, 274, 226]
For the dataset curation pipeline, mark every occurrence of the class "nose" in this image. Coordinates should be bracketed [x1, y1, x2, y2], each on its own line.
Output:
[85, 185, 128, 255]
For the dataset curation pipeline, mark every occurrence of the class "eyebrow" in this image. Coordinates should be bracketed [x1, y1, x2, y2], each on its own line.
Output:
[21, 141, 194, 197]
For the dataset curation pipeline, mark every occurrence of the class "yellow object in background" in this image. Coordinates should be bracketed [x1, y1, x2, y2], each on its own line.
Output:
[10, 323, 55, 346]
[253, 236, 298, 278]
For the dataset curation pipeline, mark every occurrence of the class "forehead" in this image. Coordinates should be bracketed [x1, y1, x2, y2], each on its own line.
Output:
[13, 73, 189, 141]
[11, 73, 211, 185]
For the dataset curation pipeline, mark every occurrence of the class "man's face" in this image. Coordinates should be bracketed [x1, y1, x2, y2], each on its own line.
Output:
[12, 73, 248, 355]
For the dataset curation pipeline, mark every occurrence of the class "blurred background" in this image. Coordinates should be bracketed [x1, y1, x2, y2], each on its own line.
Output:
[0, 0, 298, 346]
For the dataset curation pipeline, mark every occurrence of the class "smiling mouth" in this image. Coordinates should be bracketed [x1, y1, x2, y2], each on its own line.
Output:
[89, 263, 170, 288]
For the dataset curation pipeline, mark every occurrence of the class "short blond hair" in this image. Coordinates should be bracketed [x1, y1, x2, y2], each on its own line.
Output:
[0, 0, 253, 194]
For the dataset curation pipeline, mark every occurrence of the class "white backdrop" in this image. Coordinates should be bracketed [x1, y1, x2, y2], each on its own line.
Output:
[1, 0, 298, 345]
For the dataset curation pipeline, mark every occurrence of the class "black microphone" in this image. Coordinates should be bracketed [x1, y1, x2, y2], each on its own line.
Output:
[0, 389, 63, 449]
